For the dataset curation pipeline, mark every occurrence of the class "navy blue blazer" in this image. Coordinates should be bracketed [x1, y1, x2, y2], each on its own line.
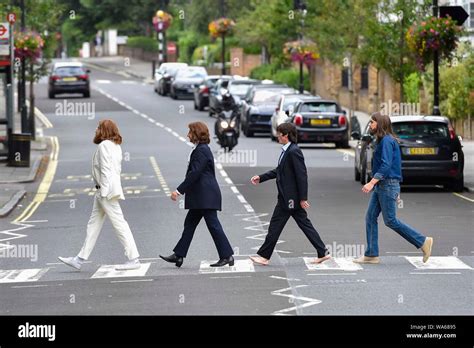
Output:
[259, 143, 308, 210]
[177, 143, 222, 210]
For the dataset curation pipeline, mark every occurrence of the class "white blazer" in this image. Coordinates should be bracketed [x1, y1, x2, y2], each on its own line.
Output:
[92, 140, 125, 200]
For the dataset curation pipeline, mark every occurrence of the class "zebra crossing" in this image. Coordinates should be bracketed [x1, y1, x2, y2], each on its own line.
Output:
[0, 256, 471, 285]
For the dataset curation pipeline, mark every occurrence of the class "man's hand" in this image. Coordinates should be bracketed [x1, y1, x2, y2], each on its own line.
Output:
[362, 182, 374, 194]
[171, 191, 179, 201]
[300, 200, 310, 209]
[251, 176, 260, 185]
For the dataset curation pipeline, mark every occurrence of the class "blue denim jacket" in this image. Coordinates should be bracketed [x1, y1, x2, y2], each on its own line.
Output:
[372, 135, 402, 182]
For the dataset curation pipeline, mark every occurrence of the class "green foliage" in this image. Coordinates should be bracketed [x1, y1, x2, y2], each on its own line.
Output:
[126, 36, 158, 52]
[403, 73, 421, 103]
[250, 63, 310, 91]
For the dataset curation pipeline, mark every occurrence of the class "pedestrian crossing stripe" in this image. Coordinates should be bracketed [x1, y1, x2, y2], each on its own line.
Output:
[405, 256, 472, 270]
[199, 259, 255, 274]
[303, 257, 363, 271]
[91, 263, 151, 279]
[0, 268, 49, 283]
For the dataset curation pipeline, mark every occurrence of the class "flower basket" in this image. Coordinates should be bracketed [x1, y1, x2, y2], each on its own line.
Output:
[153, 10, 172, 32]
[208, 17, 235, 38]
[406, 16, 462, 71]
[283, 40, 320, 67]
[14, 31, 44, 62]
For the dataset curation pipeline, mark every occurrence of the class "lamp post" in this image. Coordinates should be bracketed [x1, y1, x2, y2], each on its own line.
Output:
[295, 0, 307, 94]
[432, 0, 441, 116]
[19, 0, 28, 133]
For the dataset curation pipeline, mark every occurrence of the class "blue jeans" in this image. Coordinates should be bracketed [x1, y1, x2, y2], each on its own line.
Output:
[365, 179, 426, 257]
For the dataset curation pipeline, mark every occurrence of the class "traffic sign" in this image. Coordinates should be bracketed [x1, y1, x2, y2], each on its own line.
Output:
[0, 22, 10, 56]
[440, 6, 469, 26]
[7, 13, 17, 25]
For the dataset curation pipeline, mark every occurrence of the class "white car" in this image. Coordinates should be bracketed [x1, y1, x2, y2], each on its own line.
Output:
[270, 93, 317, 141]
[154, 62, 188, 95]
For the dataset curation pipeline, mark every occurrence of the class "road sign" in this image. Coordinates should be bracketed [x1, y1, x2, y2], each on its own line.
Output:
[7, 13, 17, 24]
[0, 22, 10, 56]
[440, 6, 469, 26]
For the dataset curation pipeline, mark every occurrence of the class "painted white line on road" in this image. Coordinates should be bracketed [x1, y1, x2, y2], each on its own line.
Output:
[112, 97, 119, 102]
[409, 272, 462, 275]
[132, 109, 140, 115]
[271, 285, 322, 315]
[219, 170, 228, 177]
[405, 256, 472, 270]
[179, 137, 187, 142]
[244, 204, 255, 213]
[236, 195, 247, 203]
[0, 268, 49, 283]
[11, 284, 49, 289]
[303, 257, 363, 271]
[199, 259, 255, 274]
[225, 178, 233, 184]
[110, 279, 153, 283]
[91, 263, 151, 279]
[307, 273, 358, 276]
[230, 186, 239, 194]
[215, 163, 223, 170]
[210, 276, 252, 279]
[270, 275, 301, 281]
[96, 80, 111, 84]
[386, 251, 420, 254]
[171, 131, 179, 137]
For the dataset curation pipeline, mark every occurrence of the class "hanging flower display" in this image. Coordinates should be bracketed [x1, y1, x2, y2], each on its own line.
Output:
[152, 10, 173, 32]
[14, 31, 44, 62]
[208, 17, 235, 38]
[283, 39, 320, 66]
[406, 16, 462, 72]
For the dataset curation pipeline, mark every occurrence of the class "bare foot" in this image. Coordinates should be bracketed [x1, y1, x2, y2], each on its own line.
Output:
[312, 255, 331, 264]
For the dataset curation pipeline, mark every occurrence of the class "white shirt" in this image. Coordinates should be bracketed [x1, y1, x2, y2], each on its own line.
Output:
[278, 142, 292, 165]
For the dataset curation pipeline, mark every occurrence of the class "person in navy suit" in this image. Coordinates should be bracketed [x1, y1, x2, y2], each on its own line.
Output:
[160, 122, 234, 268]
[249, 123, 331, 266]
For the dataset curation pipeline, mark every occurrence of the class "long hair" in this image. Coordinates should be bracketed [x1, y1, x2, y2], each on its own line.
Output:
[370, 112, 399, 143]
[277, 123, 298, 143]
[94, 119, 123, 145]
[188, 122, 210, 144]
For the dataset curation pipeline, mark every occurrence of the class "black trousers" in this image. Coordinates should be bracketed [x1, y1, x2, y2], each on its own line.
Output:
[257, 201, 328, 259]
[174, 209, 234, 259]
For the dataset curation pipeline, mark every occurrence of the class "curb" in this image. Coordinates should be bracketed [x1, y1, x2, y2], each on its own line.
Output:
[0, 155, 44, 184]
[0, 189, 26, 217]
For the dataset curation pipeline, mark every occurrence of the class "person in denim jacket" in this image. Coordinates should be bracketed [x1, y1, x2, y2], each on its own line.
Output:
[354, 112, 433, 264]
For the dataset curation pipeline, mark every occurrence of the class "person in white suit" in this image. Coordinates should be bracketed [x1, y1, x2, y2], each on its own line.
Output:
[59, 119, 141, 271]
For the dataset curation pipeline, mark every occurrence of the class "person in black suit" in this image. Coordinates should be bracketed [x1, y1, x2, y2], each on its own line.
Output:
[249, 123, 330, 266]
[160, 122, 234, 268]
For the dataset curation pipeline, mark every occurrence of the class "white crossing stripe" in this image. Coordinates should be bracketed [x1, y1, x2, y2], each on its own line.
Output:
[199, 259, 255, 274]
[0, 268, 49, 283]
[405, 256, 472, 270]
[96, 80, 111, 84]
[91, 263, 151, 279]
[303, 257, 363, 271]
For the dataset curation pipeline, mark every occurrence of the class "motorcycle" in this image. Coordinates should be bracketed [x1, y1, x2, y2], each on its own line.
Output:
[215, 107, 239, 152]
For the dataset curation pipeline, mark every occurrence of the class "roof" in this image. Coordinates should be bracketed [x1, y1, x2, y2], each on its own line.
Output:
[390, 115, 449, 123]
[53, 61, 84, 68]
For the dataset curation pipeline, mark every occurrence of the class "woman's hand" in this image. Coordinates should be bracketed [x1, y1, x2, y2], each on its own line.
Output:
[362, 182, 375, 193]
[171, 191, 179, 201]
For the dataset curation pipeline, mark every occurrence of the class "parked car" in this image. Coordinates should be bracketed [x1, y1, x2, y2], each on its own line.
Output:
[170, 66, 208, 100]
[270, 94, 317, 141]
[352, 115, 464, 191]
[240, 84, 297, 137]
[154, 62, 188, 96]
[194, 75, 232, 111]
[48, 62, 91, 98]
[208, 76, 235, 116]
[284, 98, 349, 147]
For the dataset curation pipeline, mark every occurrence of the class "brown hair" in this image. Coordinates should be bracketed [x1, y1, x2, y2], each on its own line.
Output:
[188, 122, 210, 144]
[277, 123, 298, 143]
[94, 119, 123, 145]
[370, 112, 399, 143]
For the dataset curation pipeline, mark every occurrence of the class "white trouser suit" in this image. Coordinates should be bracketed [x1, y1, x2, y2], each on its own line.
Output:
[78, 140, 139, 260]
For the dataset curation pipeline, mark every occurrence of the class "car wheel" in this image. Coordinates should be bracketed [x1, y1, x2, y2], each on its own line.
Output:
[209, 109, 214, 118]
[336, 139, 350, 149]
[171, 89, 177, 99]
[354, 165, 361, 181]
[194, 100, 198, 110]
[83, 91, 90, 98]
[48, 91, 55, 99]
[243, 125, 254, 137]
[198, 99, 204, 111]
[360, 162, 369, 185]
[445, 175, 464, 192]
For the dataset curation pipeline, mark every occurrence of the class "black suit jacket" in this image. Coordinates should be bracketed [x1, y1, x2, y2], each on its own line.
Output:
[177, 143, 222, 210]
[259, 143, 308, 210]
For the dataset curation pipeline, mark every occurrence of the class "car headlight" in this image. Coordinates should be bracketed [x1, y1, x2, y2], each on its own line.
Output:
[220, 120, 229, 128]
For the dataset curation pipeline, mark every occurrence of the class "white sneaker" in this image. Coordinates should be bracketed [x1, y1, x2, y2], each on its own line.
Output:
[58, 256, 82, 270]
[115, 259, 141, 271]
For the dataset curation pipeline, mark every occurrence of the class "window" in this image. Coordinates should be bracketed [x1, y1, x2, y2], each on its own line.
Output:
[300, 102, 339, 113]
[392, 122, 449, 139]
[342, 68, 349, 88]
[360, 66, 369, 90]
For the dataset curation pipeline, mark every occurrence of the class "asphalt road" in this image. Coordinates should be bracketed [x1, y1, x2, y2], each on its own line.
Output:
[0, 64, 472, 315]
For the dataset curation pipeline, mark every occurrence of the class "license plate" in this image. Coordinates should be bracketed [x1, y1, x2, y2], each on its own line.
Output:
[62, 77, 77, 82]
[408, 147, 436, 155]
[310, 119, 331, 126]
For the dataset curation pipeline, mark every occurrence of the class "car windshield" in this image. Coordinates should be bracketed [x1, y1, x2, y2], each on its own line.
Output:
[300, 102, 338, 112]
[392, 122, 449, 139]
[229, 84, 251, 95]
[176, 68, 207, 79]
[283, 98, 301, 110]
[252, 90, 281, 104]
[54, 67, 85, 76]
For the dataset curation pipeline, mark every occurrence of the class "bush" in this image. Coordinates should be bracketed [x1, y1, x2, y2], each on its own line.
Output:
[126, 36, 158, 53]
[250, 63, 310, 91]
[404, 72, 421, 103]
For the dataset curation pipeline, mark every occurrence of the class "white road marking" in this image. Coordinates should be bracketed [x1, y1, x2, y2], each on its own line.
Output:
[307, 273, 358, 276]
[303, 257, 363, 271]
[453, 193, 474, 203]
[409, 272, 462, 275]
[199, 259, 255, 274]
[91, 263, 151, 279]
[96, 80, 111, 84]
[0, 268, 49, 283]
[110, 279, 153, 283]
[405, 256, 472, 270]
[271, 285, 321, 315]
[270, 275, 301, 281]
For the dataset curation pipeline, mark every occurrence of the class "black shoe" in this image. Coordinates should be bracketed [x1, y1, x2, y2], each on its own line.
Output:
[210, 256, 234, 267]
[159, 253, 183, 268]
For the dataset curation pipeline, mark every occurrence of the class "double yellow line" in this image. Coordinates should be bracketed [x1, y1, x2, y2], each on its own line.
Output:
[13, 136, 59, 223]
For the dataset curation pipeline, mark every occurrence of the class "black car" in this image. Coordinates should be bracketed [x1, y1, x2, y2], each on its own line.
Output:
[351, 115, 464, 191]
[208, 77, 235, 116]
[240, 84, 297, 137]
[194, 75, 232, 111]
[154, 62, 188, 96]
[170, 66, 208, 100]
[48, 62, 90, 98]
[285, 98, 349, 147]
